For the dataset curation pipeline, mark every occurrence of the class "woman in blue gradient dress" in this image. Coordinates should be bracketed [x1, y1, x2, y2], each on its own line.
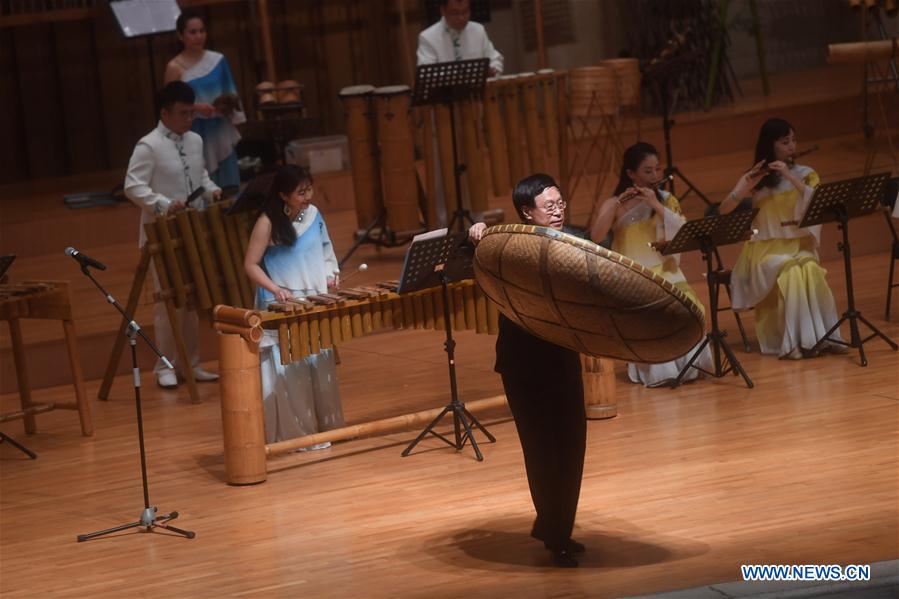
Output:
[244, 165, 344, 449]
[165, 9, 245, 190]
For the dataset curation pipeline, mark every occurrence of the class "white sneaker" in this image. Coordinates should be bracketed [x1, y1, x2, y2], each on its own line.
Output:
[156, 370, 178, 389]
[192, 367, 219, 382]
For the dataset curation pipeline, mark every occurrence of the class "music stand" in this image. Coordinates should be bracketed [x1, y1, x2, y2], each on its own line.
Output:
[399, 229, 496, 461]
[642, 50, 712, 206]
[109, 0, 180, 101]
[663, 209, 759, 388]
[802, 173, 898, 366]
[412, 59, 490, 232]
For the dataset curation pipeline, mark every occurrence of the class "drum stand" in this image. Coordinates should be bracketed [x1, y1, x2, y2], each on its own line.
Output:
[397, 230, 495, 460]
[74, 264, 194, 542]
[339, 210, 396, 269]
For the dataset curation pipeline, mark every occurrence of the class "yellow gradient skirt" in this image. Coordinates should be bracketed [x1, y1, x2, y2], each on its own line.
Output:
[732, 237, 841, 357]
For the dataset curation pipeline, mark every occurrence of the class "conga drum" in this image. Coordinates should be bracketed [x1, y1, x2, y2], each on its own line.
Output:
[499, 74, 525, 184]
[518, 72, 545, 174]
[598, 58, 641, 108]
[339, 85, 384, 230]
[582, 355, 617, 420]
[275, 80, 302, 104]
[569, 66, 618, 119]
[483, 77, 510, 196]
[255, 81, 277, 105]
[373, 85, 421, 233]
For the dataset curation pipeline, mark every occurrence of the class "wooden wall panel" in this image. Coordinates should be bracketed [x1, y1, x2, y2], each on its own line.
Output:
[14, 24, 69, 180]
[0, 29, 29, 181]
[54, 19, 108, 173]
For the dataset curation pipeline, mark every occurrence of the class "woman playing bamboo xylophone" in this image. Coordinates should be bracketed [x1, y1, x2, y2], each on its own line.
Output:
[244, 165, 345, 450]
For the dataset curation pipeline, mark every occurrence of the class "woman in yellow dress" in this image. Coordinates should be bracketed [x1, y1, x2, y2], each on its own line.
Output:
[719, 118, 842, 358]
[591, 142, 711, 387]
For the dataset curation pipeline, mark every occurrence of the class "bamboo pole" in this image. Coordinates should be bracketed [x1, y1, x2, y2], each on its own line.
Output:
[266, 395, 508, 455]
[258, 0, 277, 82]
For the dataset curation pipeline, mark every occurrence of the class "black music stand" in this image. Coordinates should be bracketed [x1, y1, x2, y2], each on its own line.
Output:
[802, 173, 898, 366]
[664, 209, 759, 388]
[399, 229, 496, 461]
[643, 51, 712, 206]
[412, 59, 490, 232]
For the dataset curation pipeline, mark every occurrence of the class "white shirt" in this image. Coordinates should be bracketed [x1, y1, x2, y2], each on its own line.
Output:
[417, 17, 503, 75]
[124, 121, 220, 246]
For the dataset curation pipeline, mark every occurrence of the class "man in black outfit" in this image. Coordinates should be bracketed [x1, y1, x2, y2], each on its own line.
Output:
[469, 174, 587, 568]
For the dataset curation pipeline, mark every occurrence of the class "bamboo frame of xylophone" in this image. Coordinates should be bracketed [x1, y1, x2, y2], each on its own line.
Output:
[519, 73, 545, 174]
[483, 79, 511, 195]
[499, 76, 526, 185]
[538, 70, 563, 183]
[417, 106, 440, 228]
[459, 99, 491, 214]
[100, 202, 255, 403]
[433, 104, 459, 217]
[144, 224, 201, 404]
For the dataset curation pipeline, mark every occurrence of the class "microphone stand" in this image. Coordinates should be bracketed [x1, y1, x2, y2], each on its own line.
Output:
[73, 263, 195, 542]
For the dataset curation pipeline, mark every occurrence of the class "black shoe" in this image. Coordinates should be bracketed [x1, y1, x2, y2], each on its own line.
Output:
[544, 539, 586, 553]
[550, 548, 579, 568]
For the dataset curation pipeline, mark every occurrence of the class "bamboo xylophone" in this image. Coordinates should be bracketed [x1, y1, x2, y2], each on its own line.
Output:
[260, 279, 500, 365]
[212, 285, 616, 486]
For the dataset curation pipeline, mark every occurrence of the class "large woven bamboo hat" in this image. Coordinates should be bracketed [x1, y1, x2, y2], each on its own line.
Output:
[473, 224, 705, 363]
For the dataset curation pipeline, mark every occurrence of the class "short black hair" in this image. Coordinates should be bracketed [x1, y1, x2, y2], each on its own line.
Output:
[175, 9, 204, 34]
[157, 81, 195, 117]
[512, 173, 558, 221]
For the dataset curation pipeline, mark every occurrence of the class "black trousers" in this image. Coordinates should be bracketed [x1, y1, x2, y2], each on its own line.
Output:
[501, 372, 586, 549]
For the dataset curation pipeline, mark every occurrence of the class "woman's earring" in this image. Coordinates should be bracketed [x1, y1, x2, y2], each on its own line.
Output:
[283, 205, 291, 217]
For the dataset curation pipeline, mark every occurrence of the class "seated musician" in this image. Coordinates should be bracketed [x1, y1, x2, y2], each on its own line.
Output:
[243, 165, 345, 450]
[416, 0, 504, 77]
[124, 81, 222, 389]
[469, 174, 586, 568]
[589, 142, 711, 387]
[719, 118, 843, 359]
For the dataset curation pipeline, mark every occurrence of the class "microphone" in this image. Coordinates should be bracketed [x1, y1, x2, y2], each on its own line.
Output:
[65, 247, 107, 271]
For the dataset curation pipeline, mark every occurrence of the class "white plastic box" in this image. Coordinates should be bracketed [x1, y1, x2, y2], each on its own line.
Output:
[285, 135, 349, 174]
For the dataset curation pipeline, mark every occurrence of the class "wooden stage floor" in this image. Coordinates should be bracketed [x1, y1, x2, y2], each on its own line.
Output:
[1, 250, 897, 598]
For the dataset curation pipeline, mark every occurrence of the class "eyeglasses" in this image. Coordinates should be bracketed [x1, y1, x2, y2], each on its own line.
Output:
[540, 200, 566, 213]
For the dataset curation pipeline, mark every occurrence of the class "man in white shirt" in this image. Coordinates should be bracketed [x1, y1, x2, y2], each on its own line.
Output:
[417, 0, 503, 76]
[124, 81, 222, 389]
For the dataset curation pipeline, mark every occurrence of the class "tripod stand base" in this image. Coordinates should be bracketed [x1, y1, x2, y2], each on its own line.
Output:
[811, 309, 898, 367]
[672, 330, 754, 389]
[77, 506, 195, 542]
[402, 400, 496, 461]
[0, 431, 37, 459]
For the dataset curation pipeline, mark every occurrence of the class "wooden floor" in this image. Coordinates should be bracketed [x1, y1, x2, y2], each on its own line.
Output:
[1, 249, 897, 598]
